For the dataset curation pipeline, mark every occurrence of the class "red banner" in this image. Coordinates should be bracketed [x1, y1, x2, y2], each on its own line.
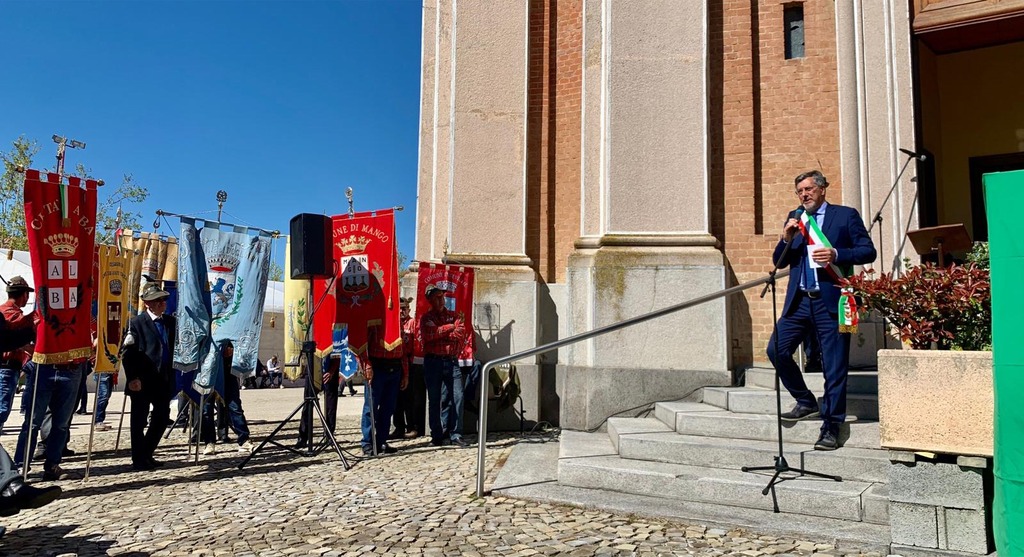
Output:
[23, 170, 98, 364]
[313, 210, 400, 356]
[415, 262, 475, 365]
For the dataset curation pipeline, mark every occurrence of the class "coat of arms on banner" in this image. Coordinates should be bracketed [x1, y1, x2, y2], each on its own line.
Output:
[208, 251, 240, 320]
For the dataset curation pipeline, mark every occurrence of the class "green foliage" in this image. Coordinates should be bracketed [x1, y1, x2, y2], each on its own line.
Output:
[0, 136, 39, 250]
[269, 260, 284, 282]
[845, 263, 991, 351]
[0, 137, 149, 250]
[965, 241, 989, 270]
[72, 163, 150, 245]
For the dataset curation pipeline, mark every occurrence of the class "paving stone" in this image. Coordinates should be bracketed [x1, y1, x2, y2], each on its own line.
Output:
[1, 391, 888, 556]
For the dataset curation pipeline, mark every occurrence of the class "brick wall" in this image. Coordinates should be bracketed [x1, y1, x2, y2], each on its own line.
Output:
[713, 0, 843, 366]
[526, 0, 583, 284]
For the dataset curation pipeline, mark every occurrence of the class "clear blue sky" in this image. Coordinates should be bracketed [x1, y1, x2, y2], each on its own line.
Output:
[0, 0, 423, 269]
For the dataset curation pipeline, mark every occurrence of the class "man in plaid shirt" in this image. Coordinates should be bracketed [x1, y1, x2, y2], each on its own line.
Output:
[420, 284, 469, 447]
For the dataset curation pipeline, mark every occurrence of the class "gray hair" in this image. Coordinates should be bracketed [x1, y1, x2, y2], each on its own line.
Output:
[794, 170, 829, 189]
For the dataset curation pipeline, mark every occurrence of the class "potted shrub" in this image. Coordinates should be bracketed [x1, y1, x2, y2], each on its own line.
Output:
[844, 244, 993, 456]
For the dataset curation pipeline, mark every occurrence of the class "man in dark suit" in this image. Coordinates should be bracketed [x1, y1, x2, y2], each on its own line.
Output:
[121, 283, 176, 470]
[767, 170, 876, 451]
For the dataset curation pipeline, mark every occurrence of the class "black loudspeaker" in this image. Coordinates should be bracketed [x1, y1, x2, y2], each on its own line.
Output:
[289, 213, 332, 279]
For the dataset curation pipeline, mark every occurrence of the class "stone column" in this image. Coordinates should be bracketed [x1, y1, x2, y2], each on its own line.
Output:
[414, 0, 540, 427]
[562, 0, 730, 430]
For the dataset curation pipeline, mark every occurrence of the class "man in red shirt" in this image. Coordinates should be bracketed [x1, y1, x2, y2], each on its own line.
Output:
[420, 284, 468, 447]
[0, 277, 37, 432]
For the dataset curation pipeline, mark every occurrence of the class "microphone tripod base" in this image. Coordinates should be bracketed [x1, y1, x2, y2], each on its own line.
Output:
[742, 457, 842, 512]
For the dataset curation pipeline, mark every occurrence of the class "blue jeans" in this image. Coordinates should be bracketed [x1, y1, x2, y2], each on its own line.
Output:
[424, 355, 464, 442]
[0, 367, 19, 431]
[14, 363, 84, 471]
[95, 373, 114, 423]
[360, 359, 401, 450]
[201, 373, 249, 444]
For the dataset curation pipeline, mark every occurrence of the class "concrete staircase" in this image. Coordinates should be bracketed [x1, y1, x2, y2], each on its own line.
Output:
[555, 365, 891, 548]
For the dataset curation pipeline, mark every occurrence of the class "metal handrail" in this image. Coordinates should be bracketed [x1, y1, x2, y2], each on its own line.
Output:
[475, 268, 792, 496]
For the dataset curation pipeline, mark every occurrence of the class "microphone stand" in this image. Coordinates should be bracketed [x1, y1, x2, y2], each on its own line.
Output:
[743, 228, 842, 512]
[866, 150, 920, 349]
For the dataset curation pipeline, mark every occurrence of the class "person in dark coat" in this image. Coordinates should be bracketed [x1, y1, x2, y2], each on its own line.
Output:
[120, 283, 177, 471]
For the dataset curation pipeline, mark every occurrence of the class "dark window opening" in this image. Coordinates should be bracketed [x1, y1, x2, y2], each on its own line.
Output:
[784, 4, 805, 60]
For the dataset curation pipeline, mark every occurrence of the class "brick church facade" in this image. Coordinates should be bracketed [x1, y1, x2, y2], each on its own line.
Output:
[411, 0, 1024, 428]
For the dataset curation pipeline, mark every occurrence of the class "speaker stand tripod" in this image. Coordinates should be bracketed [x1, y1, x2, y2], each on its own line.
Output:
[741, 232, 841, 512]
[238, 340, 350, 470]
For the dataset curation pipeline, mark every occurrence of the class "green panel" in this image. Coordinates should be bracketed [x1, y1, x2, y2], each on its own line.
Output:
[989, 255, 1024, 365]
[985, 169, 1024, 555]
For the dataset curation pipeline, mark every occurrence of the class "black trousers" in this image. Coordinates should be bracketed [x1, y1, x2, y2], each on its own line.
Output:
[298, 372, 339, 441]
[130, 391, 170, 465]
[393, 364, 425, 435]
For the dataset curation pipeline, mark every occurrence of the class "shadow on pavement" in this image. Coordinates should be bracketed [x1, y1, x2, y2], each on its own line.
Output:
[0, 524, 150, 556]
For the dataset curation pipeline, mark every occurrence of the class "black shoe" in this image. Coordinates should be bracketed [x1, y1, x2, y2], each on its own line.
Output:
[75, 409, 88, 415]
[780, 403, 820, 422]
[380, 444, 398, 454]
[147, 457, 164, 468]
[338, 391, 346, 397]
[451, 437, 471, 448]
[361, 446, 374, 456]
[814, 430, 839, 451]
[294, 439, 308, 449]
[132, 461, 156, 472]
[62, 448, 76, 457]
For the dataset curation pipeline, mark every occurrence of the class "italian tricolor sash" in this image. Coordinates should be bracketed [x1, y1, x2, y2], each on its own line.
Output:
[797, 210, 859, 333]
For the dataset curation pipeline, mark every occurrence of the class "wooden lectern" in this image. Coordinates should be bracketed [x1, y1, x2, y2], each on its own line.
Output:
[907, 223, 972, 266]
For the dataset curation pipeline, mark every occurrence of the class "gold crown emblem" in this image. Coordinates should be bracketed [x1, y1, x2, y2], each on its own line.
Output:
[44, 233, 79, 257]
[337, 235, 370, 254]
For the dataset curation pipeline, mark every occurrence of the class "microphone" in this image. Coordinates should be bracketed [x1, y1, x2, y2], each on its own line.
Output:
[899, 148, 928, 162]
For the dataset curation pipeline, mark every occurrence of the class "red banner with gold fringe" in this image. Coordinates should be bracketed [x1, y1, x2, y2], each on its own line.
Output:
[414, 262, 475, 365]
[312, 209, 400, 357]
[23, 169, 98, 364]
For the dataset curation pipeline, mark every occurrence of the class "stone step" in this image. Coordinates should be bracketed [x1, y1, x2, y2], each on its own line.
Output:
[611, 427, 890, 485]
[499, 439, 891, 553]
[703, 387, 879, 420]
[742, 367, 878, 395]
[663, 403, 881, 449]
[559, 432, 880, 522]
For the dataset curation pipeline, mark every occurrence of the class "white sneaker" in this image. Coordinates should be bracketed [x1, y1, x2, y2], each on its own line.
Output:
[203, 443, 216, 455]
[94, 422, 111, 431]
[238, 440, 255, 453]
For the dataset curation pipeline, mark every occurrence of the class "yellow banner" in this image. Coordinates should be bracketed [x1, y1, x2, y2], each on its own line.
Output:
[284, 240, 312, 381]
[96, 245, 134, 373]
[120, 230, 179, 314]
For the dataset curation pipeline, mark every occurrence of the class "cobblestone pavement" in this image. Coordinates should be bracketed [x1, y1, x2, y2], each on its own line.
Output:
[2, 388, 889, 556]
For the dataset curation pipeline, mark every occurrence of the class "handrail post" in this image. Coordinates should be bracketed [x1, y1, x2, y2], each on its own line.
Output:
[472, 269, 791, 496]
[475, 361, 495, 497]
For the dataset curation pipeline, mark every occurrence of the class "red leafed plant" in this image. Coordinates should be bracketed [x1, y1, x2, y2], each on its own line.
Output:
[843, 262, 991, 350]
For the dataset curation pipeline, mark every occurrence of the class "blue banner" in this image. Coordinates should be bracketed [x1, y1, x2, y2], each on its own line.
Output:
[174, 218, 271, 396]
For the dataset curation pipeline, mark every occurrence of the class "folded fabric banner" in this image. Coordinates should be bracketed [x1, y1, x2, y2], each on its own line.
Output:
[95, 245, 133, 373]
[23, 169, 98, 364]
[414, 262, 475, 365]
[175, 218, 271, 395]
[120, 230, 178, 315]
[283, 240, 311, 381]
[313, 209, 401, 359]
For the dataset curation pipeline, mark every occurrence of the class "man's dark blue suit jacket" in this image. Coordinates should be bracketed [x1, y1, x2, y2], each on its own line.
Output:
[772, 203, 877, 317]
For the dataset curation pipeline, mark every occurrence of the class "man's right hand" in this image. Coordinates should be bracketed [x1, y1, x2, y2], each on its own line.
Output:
[782, 218, 800, 242]
[128, 379, 142, 392]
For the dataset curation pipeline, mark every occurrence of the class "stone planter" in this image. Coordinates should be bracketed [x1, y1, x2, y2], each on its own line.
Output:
[877, 349, 993, 456]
